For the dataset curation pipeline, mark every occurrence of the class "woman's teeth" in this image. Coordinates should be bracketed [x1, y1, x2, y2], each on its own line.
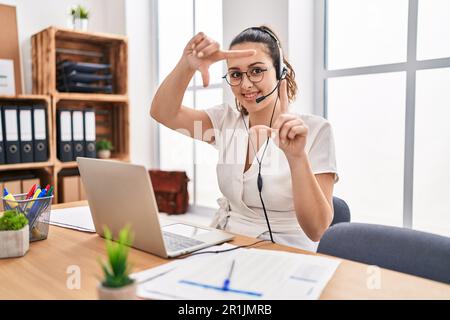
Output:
[243, 92, 259, 99]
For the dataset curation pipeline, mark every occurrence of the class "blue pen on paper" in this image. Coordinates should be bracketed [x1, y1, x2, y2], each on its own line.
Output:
[222, 259, 235, 291]
[178, 258, 262, 297]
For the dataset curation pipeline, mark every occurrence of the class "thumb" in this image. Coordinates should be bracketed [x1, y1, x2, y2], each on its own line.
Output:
[198, 65, 210, 87]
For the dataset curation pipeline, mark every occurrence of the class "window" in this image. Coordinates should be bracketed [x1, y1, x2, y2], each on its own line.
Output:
[157, 0, 223, 208]
[318, 0, 450, 236]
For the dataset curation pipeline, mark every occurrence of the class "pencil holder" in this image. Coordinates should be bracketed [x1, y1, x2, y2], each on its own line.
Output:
[2, 193, 54, 242]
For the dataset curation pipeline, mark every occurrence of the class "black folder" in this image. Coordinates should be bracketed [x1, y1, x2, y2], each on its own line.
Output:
[72, 110, 85, 160]
[18, 107, 34, 163]
[57, 109, 73, 162]
[2, 106, 21, 164]
[84, 109, 96, 158]
[32, 105, 48, 162]
[0, 106, 5, 165]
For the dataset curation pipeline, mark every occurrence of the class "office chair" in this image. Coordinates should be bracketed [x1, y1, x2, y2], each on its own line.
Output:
[317, 222, 450, 284]
[331, 196, 351, 226]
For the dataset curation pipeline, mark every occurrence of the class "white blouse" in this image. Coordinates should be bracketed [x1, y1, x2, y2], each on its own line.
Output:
[204, 103, 338, 252]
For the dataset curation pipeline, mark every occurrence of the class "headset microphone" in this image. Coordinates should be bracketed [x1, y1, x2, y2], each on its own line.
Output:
[255, 68, 287, 104]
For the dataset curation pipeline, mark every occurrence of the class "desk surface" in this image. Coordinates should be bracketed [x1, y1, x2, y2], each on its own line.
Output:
[1, 201, 449, 299]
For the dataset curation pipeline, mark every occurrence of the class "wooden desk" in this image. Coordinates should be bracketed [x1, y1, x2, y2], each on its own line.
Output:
[1, 201, 449, 299]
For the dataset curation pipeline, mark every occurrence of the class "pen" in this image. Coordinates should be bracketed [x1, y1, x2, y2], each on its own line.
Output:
[39, 186, 54, 212]
[3, 187, 18, 209]
[28, 188, 48, 227]
[25, 188, 41, 211]
[25, 184, 37, 200]
[222, 259, 235, 291]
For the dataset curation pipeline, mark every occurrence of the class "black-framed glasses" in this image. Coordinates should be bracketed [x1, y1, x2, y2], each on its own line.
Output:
[222, 67, 270, 86]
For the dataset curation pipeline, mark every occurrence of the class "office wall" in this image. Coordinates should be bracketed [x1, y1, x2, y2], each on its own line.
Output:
[0, 0, 121, 93]
[124, 0, 156, 168]
[288, 0, 315, 115]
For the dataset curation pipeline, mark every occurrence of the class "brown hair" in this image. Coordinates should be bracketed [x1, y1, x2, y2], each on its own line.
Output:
[230, 25, 298, 115]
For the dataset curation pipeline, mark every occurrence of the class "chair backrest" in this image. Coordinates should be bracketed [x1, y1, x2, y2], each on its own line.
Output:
[331, 197, 351, 226]
[317, 222, 450, 284]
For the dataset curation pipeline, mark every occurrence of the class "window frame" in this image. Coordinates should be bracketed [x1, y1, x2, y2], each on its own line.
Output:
[315, 0, 450, 228]
[155, 0, 224, 208]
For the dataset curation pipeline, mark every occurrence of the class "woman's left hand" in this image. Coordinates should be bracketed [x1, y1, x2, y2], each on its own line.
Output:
[271, 79, 308, 160]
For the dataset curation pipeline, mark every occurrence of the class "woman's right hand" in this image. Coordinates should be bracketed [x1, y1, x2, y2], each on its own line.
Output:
[182, 32, 256, 87]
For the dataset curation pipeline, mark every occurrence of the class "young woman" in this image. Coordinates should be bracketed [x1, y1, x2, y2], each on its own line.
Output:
[150, 26, 338, 252]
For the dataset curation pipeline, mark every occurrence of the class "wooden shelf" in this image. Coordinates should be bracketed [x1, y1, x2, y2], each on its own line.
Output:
[24, 26, 130, 204]
[53, 92, 128, 103]
[54, 156, 130, 171]
[0, 162, 53, 172]
[0, 94, 50, 101]
[32, 26, 127, 96]
[52, 26, 128, 42]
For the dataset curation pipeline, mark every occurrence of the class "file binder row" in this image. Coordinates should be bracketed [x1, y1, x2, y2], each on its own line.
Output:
[57, 108, 96, 162]
[0, 105, 48, 165]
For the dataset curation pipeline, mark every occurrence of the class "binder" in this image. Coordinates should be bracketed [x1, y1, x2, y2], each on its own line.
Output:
[84, 109, 96, 158]
[57, 109, 73, 162]
[32, 105, 48, 162]
[0, 106, 5, 164]
[72, 110, 85, 160]
[2, 106, 21, 164]
[19, 107, 34, 163]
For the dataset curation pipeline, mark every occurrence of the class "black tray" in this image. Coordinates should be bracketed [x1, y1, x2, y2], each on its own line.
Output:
[58, 70, 113, 83]
[57, 82, 113, 93]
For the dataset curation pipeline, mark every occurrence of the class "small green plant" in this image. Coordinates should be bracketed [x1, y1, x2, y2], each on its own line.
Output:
[99, 225, 134, 288]
[0, 210, 28, 231]
[96, 139, 114, 151]
[70, 5, 89, 19]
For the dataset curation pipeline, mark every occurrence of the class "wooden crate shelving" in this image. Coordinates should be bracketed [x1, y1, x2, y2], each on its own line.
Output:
[0, 26, 131, 204]
[32, 26, 128, 96]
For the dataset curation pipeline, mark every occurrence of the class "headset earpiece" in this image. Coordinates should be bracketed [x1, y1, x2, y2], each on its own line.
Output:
[279, 65, 287, 80]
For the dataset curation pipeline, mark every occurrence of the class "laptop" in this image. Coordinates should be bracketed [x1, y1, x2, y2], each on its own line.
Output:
[77, 157, 234, 258]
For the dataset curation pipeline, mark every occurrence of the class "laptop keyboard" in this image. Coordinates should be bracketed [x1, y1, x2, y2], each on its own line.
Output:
[163, 231, 205, 252]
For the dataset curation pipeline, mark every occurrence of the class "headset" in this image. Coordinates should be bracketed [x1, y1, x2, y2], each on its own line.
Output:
[240, 26, 288, 243]
[250, 26, 288, 103]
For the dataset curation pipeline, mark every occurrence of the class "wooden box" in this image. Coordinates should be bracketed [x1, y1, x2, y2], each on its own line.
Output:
[32, 26, 128, 95]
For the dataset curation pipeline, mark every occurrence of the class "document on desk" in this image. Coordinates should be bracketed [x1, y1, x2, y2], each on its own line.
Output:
[132, 244, 341, 300]
[50, 206, 96, 232]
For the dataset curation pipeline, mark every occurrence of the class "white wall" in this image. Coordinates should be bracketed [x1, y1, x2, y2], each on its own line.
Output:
[124, 0, 157, 168]
[288, 0, 315, 114]
[0, 0, 121, 93]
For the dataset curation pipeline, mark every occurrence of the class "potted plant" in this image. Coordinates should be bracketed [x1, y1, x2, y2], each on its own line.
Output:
[97, 225, 136, 300]
[0, 210, 29, 259]
[70, 5, 90, 31]
[96, 139, 113, 159]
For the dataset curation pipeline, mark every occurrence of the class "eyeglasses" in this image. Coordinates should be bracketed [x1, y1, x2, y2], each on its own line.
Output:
[222, 67, 270, 86]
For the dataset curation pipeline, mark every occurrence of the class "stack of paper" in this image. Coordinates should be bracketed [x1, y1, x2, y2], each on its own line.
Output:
[131, 244, 341, 300]
[50, 206, 95, 232]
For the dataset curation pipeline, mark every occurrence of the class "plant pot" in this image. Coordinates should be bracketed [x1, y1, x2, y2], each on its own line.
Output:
[97, 281, 137, 300]
[97, 150, 111, 159]
[0, 225, 29, 259]
[73, 18, 89, 31]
